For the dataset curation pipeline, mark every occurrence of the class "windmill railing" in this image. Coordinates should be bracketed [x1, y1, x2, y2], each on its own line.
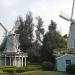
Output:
[0, 51, 28, 57]
[54, 48, 75, 57]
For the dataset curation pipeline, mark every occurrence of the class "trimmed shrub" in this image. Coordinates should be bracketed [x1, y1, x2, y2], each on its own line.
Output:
[41, 61, 55, 71]
[3, 66, 16, 73]
[0, 66, 4, 69]
[66, 64, 75, 74]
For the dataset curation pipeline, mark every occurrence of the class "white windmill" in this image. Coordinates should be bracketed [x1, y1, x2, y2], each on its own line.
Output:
[60, 0, 75, 49]
[0, 21, 20, 53]
[0, 20, 28, 67]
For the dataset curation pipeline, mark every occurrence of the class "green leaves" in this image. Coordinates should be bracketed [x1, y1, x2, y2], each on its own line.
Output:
[35, 16, 44, 43]
[15, 12, 34, 52]
[41, 20, 67, 63]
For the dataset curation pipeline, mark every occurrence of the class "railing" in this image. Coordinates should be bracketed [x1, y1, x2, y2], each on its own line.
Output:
[54, 48, 75, 57]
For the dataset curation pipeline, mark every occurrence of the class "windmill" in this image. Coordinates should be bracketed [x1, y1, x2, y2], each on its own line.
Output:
[0, 20, 28, 67]
[0, 20, 20, 53]
[60, 0, 75, 49]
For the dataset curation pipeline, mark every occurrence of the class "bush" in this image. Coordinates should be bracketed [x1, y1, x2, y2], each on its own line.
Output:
[16, 67, 26, 73]
[3, 66, 16, 73]
[41, 61, 55, 71]
[66, 64, 75, 74]
[0, 66, 4, 69]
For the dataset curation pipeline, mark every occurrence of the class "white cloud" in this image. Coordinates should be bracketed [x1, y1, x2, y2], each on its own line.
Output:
[0, 0, 16, 6]
[30, 2, 51, 17]
[30, 1, 60, 22]
[9, 9, 20, 17]
[30, 2, 59, 31]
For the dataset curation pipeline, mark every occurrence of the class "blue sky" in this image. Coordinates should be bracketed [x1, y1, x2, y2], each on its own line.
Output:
[0, 0, 74, 36]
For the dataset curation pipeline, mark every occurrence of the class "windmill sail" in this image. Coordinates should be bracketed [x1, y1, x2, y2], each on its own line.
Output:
[59, 11, 70, 21]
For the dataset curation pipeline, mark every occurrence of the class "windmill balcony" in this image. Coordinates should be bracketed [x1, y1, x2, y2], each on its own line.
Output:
[0, 52, 28, 67]
[54, 48, 75, 57]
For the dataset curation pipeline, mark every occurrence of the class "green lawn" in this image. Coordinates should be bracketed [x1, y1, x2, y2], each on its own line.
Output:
[0, 63, 73, 75]
[25, 63, 41, 71]
[0, 73, 8, 75]
[16, 71, 71, 75]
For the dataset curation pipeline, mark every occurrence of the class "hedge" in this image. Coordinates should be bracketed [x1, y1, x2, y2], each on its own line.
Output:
[66, 64, 75, 74]
[41, 61, 55, 71]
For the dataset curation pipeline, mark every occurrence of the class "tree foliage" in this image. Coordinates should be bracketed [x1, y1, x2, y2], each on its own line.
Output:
[48, 20, 56, 32]
[41, 20, 67, 63]
[15, 12, 34, 52]
[35, 16, 44, 44]
[28, 16, 45, 62]
[15, 12, 67, 63]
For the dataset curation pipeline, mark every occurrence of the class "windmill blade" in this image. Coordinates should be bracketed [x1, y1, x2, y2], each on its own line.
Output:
[59, 11, 70, 22]
[71, 0, 75, 21]
[0, 22, 8, 32]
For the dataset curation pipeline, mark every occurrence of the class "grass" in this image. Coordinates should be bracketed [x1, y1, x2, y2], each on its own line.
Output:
[16, 63, 73, 75]
[27, 64, 41, 68]
[26, 62, 41, 71]
[0, 73, 8, 75]
[16, 71, 71, 75]
[27, 62, 41, 67]
[0, 63, 73, 75]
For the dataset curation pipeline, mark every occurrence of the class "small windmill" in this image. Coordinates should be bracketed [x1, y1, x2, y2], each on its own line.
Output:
[60, 0, 75, 49]
[0, 20, 20, 53]
[0, 20, 28, 67]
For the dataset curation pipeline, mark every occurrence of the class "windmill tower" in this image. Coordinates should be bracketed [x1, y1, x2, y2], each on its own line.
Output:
[0, 20, 28, 67]
[60, 0, 75, 49]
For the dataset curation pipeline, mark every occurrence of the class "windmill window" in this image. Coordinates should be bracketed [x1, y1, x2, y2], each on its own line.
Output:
[66, 60, 71, 64]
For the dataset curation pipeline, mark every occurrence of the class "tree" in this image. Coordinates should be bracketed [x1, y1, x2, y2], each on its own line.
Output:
[63, 34, 68, 41]
[15, 12, 34, 52]
[48, 20, 56, 32]
[41, 20, 67, 63]
[24, 12, 34, 42]
[35, 16, 44, 44]
[28, 16, 45, 62]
